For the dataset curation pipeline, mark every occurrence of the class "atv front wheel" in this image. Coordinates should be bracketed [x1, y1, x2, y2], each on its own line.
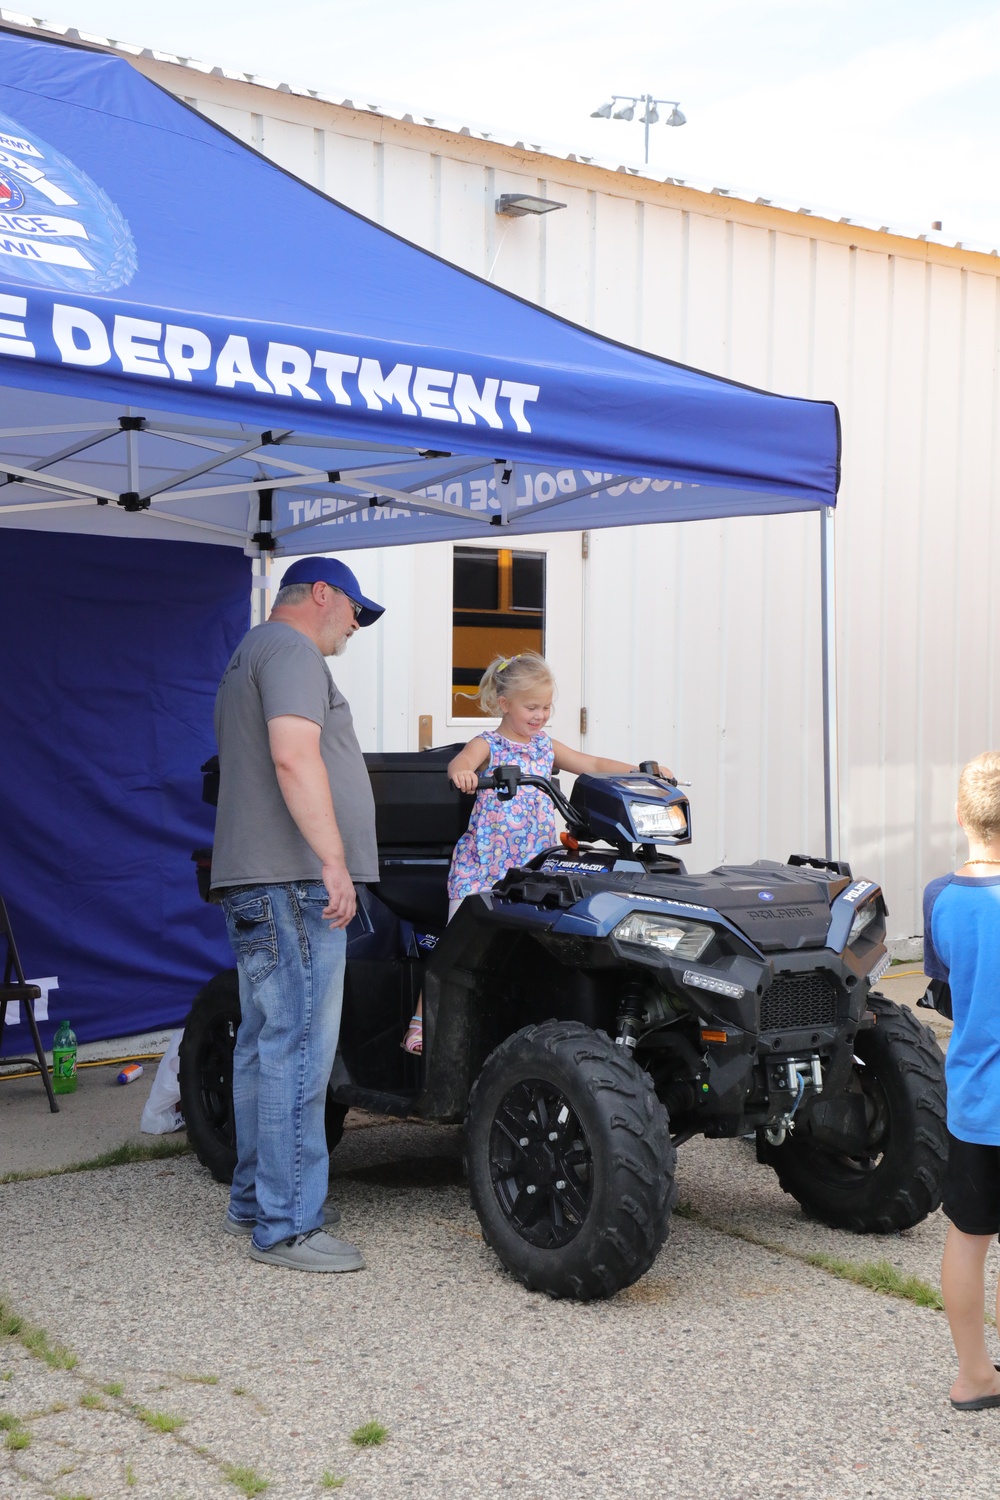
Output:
[465, 1021, 676, 1299]
[760, 993, 947, 1232]
[178, 970, 349, 1184]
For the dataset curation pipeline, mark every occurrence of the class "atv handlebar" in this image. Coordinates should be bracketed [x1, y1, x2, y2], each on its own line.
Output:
[475, 765, 586, 834]
[472, 761, 683, 839]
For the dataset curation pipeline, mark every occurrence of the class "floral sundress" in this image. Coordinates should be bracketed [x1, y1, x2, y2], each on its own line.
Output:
[447, 729, 557, 899]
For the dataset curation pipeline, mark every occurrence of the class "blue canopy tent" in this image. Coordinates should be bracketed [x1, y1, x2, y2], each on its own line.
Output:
[0, 25, 840, 1046]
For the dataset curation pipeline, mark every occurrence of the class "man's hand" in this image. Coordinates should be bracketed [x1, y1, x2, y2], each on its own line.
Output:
[321, 859, 357, 929]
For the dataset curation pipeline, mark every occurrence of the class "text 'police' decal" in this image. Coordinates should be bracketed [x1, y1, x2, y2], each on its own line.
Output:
[0, 111, 136, 292]
[842, 880, 874, 905]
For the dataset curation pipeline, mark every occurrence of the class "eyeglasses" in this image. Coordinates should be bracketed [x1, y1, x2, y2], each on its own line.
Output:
[331, 587, 362, 619]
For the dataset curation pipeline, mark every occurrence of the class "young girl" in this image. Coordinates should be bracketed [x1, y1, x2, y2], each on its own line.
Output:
[402, 651, 671, 1053]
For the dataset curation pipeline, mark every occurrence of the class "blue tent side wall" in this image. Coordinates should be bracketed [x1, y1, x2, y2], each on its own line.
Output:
[0, 529, 247, 1046]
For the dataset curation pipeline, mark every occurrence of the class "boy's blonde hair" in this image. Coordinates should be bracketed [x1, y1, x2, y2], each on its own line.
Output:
[958, 752, 1000, 844]
[475, 651, 555, 716]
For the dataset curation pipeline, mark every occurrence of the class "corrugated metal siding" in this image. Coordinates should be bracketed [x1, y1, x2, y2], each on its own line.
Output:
[152, 62, 1000, 940]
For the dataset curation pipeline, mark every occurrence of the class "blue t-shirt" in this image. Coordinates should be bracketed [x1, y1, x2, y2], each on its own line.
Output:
[923, 872, 1000, 1145]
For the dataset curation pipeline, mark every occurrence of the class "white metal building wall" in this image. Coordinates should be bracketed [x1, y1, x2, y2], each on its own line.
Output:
[139, 58, 1000, 941]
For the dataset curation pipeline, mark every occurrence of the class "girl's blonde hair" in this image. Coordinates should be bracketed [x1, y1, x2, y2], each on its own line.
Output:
[958, 751, 1000, 843]
[475, 651, 555, 716]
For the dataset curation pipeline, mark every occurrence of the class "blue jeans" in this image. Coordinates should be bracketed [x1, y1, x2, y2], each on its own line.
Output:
[221, 882, 346, 1249]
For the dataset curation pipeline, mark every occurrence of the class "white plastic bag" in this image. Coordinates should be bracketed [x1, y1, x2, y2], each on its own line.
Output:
[140, 1029, 185, 1133]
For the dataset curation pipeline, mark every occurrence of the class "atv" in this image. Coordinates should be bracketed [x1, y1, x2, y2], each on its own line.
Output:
[180, 747, 948, 1301]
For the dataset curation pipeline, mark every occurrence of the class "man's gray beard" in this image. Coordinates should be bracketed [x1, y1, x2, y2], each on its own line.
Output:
[331, 634, 349, 657]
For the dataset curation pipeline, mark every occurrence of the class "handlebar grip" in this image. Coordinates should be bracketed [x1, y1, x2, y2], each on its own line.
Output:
[639, 758, 678, 787]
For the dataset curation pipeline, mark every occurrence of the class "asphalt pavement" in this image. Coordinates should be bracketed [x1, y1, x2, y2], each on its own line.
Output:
[2, 968, 999, 1500]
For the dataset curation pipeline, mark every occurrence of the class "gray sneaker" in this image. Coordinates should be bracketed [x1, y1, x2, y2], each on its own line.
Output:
[225, 1200, 341, 1237]
[248, 1229, 365, 1274]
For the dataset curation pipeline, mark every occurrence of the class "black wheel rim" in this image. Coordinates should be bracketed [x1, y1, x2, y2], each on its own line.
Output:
[795, 1064, 890, 1183]
[196, 1015, 238, 1149]
[488, 1077, 593, 1248]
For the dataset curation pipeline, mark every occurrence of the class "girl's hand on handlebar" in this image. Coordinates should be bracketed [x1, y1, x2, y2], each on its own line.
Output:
[451, 769, 481, 794]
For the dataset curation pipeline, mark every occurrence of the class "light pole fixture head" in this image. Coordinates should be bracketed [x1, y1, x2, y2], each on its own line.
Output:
[590, 101, 613, 119]
[666, 106, 687, 127]
[613, 102, 636, 120]
[495, 193, 568, 217]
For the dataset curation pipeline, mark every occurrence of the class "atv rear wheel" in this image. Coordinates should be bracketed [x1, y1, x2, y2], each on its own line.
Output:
[178, 970, 349, 1185]
[465, 1021, 676, 1300]
[760, 993, 947, 1232]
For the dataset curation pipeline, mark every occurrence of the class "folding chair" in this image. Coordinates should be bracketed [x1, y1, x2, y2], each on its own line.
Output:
[0, 894, 58, 1113]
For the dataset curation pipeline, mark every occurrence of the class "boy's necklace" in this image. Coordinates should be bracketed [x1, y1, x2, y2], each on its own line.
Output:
[963, 859, 1000, 867]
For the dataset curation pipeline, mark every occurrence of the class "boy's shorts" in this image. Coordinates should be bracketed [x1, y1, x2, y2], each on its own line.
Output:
[942, 1130, 1000, 1236]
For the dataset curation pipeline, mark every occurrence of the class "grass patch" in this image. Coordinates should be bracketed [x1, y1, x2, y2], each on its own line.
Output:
[231, 1385, 247, 1397]
[1, 1370, 11, 1381]
[79, 1392, 105, 1410]
[0, 1302, 24, 1339]
[124, 1462, 137, 1486]
[321, 1475, 346, 1490]
[179, 1372, 219, 1385]
[806, 1251, 944, 1308]
[20, 1324, 76, 1370]
[0, 1296, 75, 1370]
[0, 1413, 20, 1430]
[135, 1408, 186, 1434]
[676, 1199, 948, 1315]
[5, 1427, 30, 1450]
[350, 1420, 388, 1448]
[102, 1381, 124, 1397]
[222, 1463, 269, 1496]
[0, 1137, 191, 1186]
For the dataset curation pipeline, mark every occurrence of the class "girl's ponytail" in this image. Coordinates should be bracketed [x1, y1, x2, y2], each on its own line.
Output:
[476, 651, 554, 715]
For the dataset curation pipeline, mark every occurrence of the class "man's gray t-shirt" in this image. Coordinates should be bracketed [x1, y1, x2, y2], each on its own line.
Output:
[211, 621, 378, 888]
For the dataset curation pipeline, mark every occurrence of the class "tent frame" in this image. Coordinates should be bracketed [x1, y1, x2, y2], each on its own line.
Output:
[0, 402, 842, 860]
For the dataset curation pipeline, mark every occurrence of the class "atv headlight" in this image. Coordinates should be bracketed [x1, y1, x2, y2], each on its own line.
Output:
[613, 911, 713, 959]
[629, 801, 688, 840]
[849, 899, 879, 945]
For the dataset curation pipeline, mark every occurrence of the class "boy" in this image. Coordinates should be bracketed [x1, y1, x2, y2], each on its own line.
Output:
[924, 751, 1000, 1410]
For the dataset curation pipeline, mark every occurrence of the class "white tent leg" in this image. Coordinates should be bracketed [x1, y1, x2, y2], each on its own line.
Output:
[820, 505, 841, 861]
[250, 556, 271, 627]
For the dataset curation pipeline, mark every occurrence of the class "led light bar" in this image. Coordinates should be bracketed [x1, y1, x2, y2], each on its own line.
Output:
[867, 952, 891, 986]
[683, 970, 745, 1000]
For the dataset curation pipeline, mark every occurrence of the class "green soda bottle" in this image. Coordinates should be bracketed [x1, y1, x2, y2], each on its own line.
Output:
[51, 1019, 78, 1095]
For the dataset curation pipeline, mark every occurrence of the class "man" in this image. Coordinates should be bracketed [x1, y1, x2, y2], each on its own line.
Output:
[211, 555, 383, 1273]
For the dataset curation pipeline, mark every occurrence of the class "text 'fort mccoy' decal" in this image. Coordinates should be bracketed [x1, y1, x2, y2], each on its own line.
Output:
[0, 111, 136, 292]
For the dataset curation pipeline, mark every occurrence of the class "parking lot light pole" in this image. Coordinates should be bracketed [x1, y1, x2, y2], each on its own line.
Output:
[590, 94, 687, 164]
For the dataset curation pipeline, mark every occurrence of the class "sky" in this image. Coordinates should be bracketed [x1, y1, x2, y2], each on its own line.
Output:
[28, 0, 1000, 248]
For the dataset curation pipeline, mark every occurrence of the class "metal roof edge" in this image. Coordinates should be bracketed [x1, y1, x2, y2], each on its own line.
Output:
[3, 8, 998, 262]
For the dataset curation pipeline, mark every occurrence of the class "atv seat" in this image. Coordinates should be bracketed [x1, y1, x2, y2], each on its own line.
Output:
[364, 746, 472, 931]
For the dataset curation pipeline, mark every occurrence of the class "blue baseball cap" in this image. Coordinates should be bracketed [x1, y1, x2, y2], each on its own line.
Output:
[280, 557, 385, 627]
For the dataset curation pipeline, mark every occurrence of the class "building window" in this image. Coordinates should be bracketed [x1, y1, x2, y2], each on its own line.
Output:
[452, 546, 545, 717]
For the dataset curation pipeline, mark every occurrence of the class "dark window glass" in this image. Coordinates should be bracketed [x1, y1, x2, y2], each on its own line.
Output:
[451, 546, 546, 718]
[511, 552, 545, 612]
[453, 548, 499, 610]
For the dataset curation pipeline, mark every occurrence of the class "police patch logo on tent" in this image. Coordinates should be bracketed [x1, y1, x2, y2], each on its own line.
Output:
[0, 112, 136, 292]
[0, 173, 25, 211]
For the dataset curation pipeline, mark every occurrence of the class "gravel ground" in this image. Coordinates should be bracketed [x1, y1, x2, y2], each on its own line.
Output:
[2, 1109, 1000, 1500]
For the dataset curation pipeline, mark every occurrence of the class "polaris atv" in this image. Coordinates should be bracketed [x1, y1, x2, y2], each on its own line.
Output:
[180, 747, 948, 1301]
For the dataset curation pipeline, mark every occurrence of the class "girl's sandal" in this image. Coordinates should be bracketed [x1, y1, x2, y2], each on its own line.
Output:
[401, 1015, 423, 1055]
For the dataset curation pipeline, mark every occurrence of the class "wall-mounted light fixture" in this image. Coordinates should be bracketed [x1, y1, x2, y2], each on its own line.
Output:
[495, 193, 567, 217]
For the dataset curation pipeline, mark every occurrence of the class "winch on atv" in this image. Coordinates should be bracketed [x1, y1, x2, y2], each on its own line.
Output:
[181, 747, 947, 1301]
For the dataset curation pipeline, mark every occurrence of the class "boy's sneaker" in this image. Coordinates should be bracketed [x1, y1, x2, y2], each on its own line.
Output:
[225, 1200, 341, 1236]
[248, 1229, 365, 1273]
